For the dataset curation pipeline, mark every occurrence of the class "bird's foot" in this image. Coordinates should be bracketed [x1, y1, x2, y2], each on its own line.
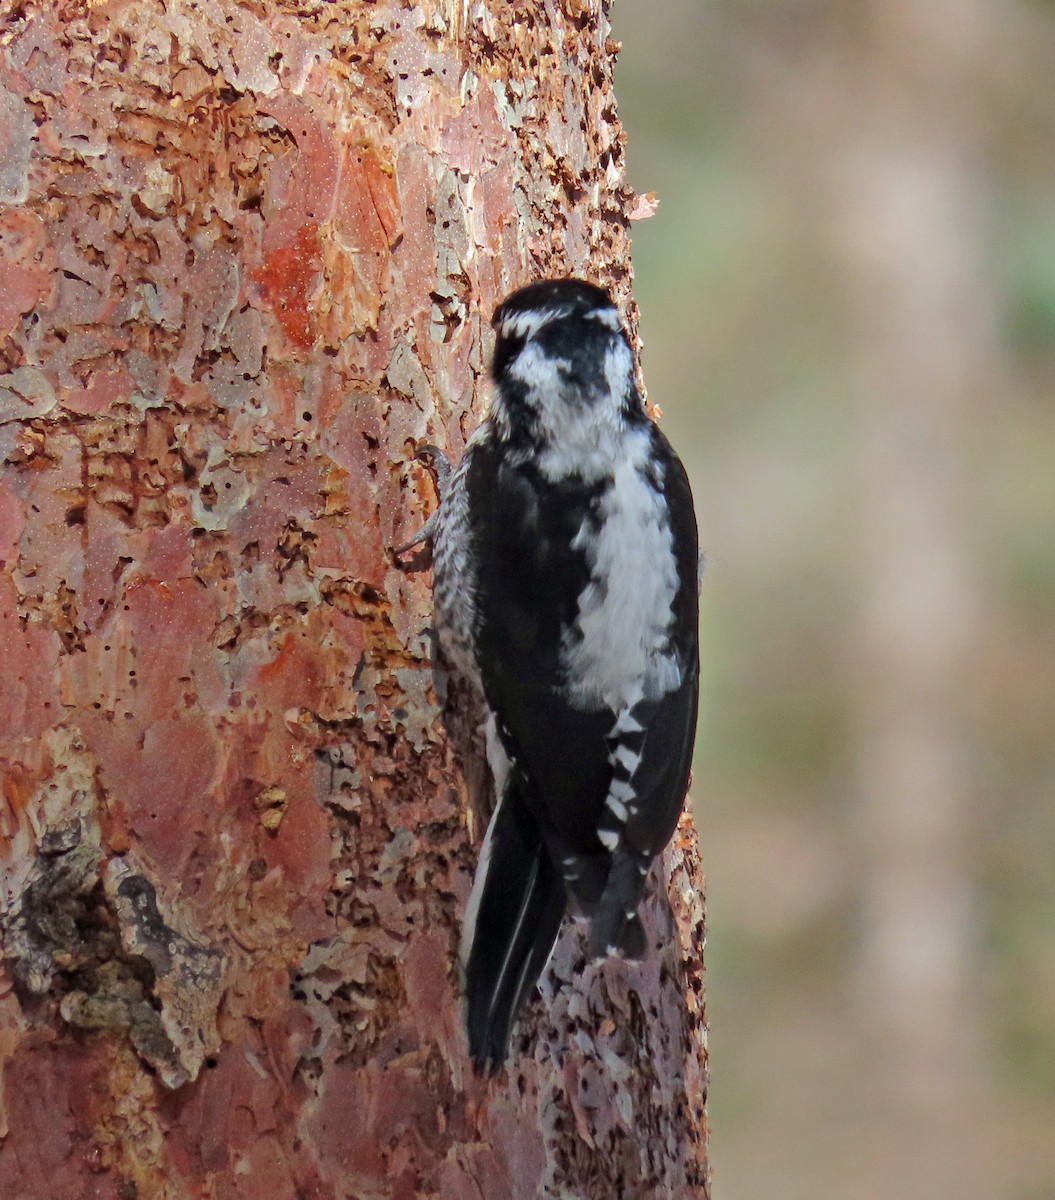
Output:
[392, 443, 453, 557]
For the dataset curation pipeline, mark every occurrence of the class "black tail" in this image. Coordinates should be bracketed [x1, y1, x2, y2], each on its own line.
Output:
[587, 847, 650, 960]
[462, 779, 567, 1075]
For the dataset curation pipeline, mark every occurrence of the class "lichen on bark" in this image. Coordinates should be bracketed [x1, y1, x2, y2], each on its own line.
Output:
[0, 2, 709, 1196]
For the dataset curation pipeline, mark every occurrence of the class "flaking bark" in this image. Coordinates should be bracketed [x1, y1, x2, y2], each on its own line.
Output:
[0, 2, 709, 1196]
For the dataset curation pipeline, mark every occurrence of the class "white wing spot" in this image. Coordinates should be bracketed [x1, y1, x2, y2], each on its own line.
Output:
[612, 745, 641, 774]
[605, 794, 629, 822]
[613, 710, 644, 735]
[608, 778, 637, 804]
[598, 828, 620, 851]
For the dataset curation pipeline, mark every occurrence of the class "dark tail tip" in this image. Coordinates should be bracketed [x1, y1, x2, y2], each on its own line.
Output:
[463, 788, 567, 1073]
[588, 906, 648, 960]
[588, 849, 651, 960]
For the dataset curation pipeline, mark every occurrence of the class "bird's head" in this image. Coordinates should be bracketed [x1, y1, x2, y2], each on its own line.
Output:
[488, 279, 642, 446]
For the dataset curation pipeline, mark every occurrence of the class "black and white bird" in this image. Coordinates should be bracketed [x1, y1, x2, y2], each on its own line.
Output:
[414, 279, 699, 1074]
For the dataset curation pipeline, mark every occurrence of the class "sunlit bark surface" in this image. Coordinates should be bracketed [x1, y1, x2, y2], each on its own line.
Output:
[0, 2, 709, 1197]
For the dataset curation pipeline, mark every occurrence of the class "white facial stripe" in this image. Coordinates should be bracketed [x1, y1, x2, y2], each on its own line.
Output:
[501, 304, 621, 341]
[507, 342, 571, 394]
[604, 340, 633, 408]
[587, 307, 622, 331]
[500, 307, 567, 340]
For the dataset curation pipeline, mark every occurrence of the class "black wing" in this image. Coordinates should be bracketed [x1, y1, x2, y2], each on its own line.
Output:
[465, 440, 616, 849]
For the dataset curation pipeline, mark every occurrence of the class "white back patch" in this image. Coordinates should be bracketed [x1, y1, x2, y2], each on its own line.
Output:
[561, 430, 681, 711]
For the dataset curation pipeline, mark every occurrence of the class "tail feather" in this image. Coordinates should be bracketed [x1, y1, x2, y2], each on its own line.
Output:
[462, 779, 567, 1074]
[587, 848, 650, 960]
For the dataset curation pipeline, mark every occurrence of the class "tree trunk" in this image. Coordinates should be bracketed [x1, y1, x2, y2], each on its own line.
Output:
[0, 3, 709, 1198]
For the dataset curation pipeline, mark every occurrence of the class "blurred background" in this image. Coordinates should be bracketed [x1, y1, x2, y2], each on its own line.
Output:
[615, 3, 1055, 1198]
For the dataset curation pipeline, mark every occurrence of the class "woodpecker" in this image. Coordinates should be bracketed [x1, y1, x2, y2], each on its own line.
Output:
[406, 279, 699, 1073]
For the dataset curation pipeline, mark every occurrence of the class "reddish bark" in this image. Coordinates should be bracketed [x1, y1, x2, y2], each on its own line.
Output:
[0, 2, 709, 1196]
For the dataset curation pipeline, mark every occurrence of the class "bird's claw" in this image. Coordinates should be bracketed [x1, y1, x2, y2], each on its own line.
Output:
[391, 443, 454, 559]
[415, 443, 453, 496]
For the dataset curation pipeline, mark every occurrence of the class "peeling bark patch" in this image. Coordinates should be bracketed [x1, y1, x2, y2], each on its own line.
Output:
[1, 827, 224, 1089]
[255, 224, 323, 351]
